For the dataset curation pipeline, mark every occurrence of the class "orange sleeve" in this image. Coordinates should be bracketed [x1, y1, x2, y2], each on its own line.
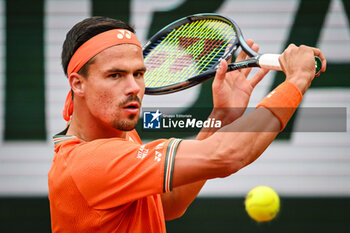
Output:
[67, 138, 181, 209]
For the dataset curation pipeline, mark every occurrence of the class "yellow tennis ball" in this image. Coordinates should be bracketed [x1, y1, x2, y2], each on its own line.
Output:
[244, 186, 280, 222]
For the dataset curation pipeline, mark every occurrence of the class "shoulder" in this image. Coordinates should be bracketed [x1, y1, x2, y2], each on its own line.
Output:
[126, 129, 142, 144]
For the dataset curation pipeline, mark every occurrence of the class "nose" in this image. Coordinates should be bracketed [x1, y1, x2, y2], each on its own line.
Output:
[124, 74, 141, 96]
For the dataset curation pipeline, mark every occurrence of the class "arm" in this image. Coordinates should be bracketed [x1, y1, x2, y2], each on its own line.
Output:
[161, 40, 269, 220]
[173, 107, 280, 187]
[172, 44, 326, 185]
[160, 110, 231, 220]
[161, 44, 326, 220]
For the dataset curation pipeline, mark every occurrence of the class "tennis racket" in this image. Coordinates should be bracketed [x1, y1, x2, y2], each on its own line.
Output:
[143, 13, 322, 95]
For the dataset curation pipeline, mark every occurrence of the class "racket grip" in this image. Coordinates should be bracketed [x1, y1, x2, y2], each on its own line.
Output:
[258, 54, 322, 75]
[258, 54, 281, 70]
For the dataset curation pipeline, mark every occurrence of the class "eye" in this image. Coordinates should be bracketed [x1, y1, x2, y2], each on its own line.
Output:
[108, 73, 121, 79]
[134, 71, 144, 79]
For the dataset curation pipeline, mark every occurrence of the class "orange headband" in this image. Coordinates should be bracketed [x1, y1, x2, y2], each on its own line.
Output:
[63, 29, 142, 121]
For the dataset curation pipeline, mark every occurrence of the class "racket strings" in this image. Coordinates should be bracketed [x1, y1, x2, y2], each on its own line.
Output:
[158, 20, 212, 86]
[193, 22, 230, 73]
[152, 20, 205, 86]
[144, 21, 198, 86]
[144, 19, 236, 88]
[145, 20, 231, 86]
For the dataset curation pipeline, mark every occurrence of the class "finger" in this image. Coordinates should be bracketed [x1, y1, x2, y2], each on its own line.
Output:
[215, 59, 228, 81]
[235, 39, 254, 62]
[311, 47, 327, 73]
[299, 45, 327, 76]
[249, 68, 269, 88]
[286, 43, 297, 50]
[279, 43, 296, 72]
[241, 43, 260, 77]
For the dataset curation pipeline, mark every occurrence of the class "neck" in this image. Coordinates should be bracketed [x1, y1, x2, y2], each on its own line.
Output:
[67, 118, 127, 142]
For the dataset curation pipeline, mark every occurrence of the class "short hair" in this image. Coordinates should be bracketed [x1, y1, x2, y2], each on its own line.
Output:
[61, 16, 135, 77]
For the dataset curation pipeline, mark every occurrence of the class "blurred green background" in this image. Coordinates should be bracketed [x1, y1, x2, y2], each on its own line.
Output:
[1, 0, 349, 232]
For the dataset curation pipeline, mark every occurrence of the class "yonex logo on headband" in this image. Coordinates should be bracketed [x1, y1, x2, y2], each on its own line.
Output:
[117, 30, 132, 39]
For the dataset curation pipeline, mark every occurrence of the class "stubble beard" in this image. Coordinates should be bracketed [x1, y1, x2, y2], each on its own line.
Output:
[114, 113, 139, 131]
[115, 95, 141, 131]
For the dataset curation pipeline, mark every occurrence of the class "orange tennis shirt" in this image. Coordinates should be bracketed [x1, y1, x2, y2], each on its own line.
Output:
[48, 129, 181, 232]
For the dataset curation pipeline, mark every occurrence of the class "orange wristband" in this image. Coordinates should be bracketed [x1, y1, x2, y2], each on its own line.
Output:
[256, 81, 303, 131]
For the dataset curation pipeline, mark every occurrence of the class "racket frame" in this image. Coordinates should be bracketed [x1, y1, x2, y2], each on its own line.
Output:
[143, 13, 321, 95]
[143, 13, 257, 95]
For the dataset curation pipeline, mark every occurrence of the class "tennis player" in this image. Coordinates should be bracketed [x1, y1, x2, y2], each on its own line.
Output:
[48, 16, 326, 232]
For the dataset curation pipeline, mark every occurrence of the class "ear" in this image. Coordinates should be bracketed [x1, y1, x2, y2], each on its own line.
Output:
[69, 72, 85, 97]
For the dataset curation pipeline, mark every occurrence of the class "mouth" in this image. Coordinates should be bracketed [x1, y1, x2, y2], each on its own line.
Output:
[123, 102, 140, 114]
[123, 102, 140, 109]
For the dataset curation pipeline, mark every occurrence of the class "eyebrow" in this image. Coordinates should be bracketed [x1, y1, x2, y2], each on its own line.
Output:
[105, 67, 147, 73]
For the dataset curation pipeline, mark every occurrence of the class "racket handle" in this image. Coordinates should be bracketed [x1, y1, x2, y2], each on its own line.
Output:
[258, 54, 322, 76]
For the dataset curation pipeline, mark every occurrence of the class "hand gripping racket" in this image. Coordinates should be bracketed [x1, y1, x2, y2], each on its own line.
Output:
[143, 13, 322, 95]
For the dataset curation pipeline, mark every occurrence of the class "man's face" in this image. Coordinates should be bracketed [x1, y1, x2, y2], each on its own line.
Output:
[83, 44, 146, 131]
